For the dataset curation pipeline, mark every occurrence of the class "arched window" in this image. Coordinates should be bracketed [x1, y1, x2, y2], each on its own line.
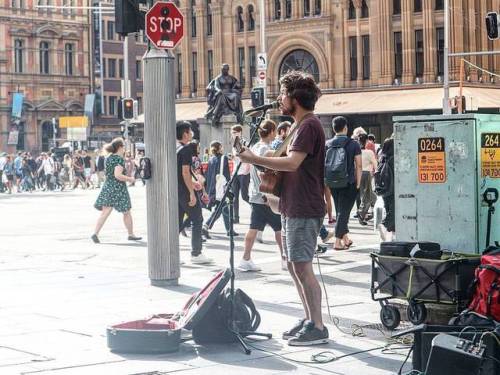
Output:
[303, 0, 310, 16]
[279, 49, 319, 82]
[314, 0, 321, 15]
[247, 5, 255, 31]
[236, 6, 244, 32]
[65, 43, 73, 75]
[41, 120, 54, 151]
[14, 39, 24, 73]
[39, 41, 49, 74]
[285, 0, 291, 18]
[348, 0, 356, 19]
[191, 0, 196, 37]
[274, 0, 281, 19]
[207, 0, 212, 35]
[361, 0, 369, 18]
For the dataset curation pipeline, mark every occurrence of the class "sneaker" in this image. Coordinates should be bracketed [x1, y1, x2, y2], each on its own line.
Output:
[128, 235, 142, 241]
[282, 318, 306, 340]
[180, 229, 188, 237]
[256, 231, 264, 243]
[91, 234, 100, 244]
[226, 231, 239, 237]
[201, 227, 211, 239]
[288, 321, 329, 346]
[191, 253, 213, 264]
[238, 259, 261, 272]
[322, 231, 335, 244]
[357, 217, 368, 226]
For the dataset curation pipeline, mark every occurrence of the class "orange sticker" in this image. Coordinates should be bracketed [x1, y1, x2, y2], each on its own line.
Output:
[418, 137, 446, 183]
[481, 133, 500, 178]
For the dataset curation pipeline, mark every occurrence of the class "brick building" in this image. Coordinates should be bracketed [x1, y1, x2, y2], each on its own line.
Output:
[0, 0, 92, 153]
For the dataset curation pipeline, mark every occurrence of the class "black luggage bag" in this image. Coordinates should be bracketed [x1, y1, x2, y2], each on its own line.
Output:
[379, 241, 441, 258]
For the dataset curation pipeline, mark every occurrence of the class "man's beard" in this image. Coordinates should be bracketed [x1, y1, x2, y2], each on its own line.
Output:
[281, 102, 296, 117]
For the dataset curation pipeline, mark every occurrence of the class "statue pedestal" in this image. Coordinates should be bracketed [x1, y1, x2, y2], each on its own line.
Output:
[198, 114, 248, 158]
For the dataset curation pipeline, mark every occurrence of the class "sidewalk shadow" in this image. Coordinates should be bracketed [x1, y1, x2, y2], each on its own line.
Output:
[104, 241, 147, 247]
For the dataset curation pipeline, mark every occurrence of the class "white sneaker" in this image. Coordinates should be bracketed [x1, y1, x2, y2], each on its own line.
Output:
[191, 253, 213, 264]
[238, 258, 261, 272]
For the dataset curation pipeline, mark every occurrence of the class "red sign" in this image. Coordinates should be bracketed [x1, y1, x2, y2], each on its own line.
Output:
[145, 2, 184, 49]
[258, 71, 266, 80]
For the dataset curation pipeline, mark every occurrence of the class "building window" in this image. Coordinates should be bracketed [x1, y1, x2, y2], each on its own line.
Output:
[393, 0, 401, 15]
[394, 32, 402, 78]
[207, 0, 213, 36]
[108, 58, 116, 78]
[349, 37, 357, 80]
[102, 58, 106, 78]
[436, 27, 444, 76]
[348, 0, 356, 19]
[414, 0, 422, 12]
[14, 39, 24, 73]
[248, 5, 255, 31]
[362, 35, 370, 80]
[65, 43, 74, 76]
[109, 96, 117, 116]
[107, 20, 114, 40]
[314, 0, 321, 15]
[177, 53, 182, 94]
[191, 0, 196, 37]
[136, 60, 142, 79]
[249, 46, 256, 87]
[279, 49, 319, 82]
[415, 29, 424, 77]
[285, 0, 291, 18]
[237, 6, 244, 32]
[304, 0, 310, 17]
[361, 0, 369, 18]
[118, 59, 124, 78]
[274, 0, 281, 19]
[192, 52, 197, 93]
[435, 0, 444, 10]
[207, 50, 213, 83]
[39, 41, 49, 74]
[238, 47, 245, 88]
[137, 96, 142, 114]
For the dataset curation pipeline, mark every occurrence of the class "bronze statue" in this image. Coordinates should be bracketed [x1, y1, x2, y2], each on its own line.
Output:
[205, 64, 243, 126]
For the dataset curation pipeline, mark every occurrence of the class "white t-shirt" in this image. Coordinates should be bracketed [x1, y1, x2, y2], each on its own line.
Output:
[0, 156, 6, 171]
[41, 158, 54, 175]
[361, 149, 377, 173]
[248, 142, 271, 204]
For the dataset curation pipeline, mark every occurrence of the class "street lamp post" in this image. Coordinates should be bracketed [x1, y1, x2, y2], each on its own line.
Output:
[259, 0, 267, 102]
[443, 0, 451, 114]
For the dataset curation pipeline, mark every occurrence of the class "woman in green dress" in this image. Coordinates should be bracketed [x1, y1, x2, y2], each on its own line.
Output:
[91, 138, 141, 243]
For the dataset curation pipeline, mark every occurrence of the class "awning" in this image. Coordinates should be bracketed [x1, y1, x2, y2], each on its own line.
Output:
[315, 87, 500, 115]
[132, 99, 252, 124]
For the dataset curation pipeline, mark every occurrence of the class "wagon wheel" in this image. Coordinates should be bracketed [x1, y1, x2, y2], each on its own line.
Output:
[380, 305, 401, 330]
[407, 302, 427, 325]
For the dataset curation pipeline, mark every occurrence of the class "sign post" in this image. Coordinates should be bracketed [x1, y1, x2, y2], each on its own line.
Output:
[143, 2, 184, 286]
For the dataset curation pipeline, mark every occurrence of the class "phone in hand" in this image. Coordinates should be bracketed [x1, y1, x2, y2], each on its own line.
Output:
[233, 136, 244, 154]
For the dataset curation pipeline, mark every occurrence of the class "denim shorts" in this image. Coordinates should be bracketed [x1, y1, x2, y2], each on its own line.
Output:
[281, 216, 322, 262]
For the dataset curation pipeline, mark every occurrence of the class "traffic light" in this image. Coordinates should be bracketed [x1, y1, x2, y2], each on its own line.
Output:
[251, 87, 264, 108]
[121, 98, 137, 120]
[115, 0, 145, 36]
[486, 12, 499, 40]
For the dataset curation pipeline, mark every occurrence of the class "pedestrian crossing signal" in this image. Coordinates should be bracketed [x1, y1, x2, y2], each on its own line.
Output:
[122, 98, 137, 120]
[486, 12, 499, 40]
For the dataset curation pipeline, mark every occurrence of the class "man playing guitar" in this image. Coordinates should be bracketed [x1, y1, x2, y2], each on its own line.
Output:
[238, 71, 328, 346]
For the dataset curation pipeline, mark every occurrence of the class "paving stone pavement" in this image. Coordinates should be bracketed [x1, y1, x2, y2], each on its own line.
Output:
[0, 187, 412, 375]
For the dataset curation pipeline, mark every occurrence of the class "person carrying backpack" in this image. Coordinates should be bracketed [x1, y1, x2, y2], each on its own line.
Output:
[374, 137, 395, 241]
[325, 116, 362, 250]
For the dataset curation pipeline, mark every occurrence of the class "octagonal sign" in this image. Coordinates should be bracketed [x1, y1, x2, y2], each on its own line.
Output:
[145, 2, 184, 49]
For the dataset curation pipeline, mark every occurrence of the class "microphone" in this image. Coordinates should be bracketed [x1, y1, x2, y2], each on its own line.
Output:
[243, 101, 279, 115]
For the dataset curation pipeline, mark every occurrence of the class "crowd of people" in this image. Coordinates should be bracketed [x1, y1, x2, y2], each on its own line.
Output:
[0, 148, 146, 194]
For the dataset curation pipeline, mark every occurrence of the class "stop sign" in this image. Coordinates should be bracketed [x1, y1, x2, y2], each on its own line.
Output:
[258, 71, 266, 80]
[145, 2, 184, 49]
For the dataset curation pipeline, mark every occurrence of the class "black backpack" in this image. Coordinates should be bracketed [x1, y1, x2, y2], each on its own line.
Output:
[325, 137, 351, 189]
[374, 155, 394, 197]
[192, 288, 261, 344]
[139, 157, 151, 180]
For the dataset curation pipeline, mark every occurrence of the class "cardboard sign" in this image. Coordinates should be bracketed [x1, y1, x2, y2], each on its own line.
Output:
[418, 137, 446, 183]
[481, 132, 500, 178]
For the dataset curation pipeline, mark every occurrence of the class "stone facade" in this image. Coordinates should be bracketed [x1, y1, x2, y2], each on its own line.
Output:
[0, 0, 92, 153]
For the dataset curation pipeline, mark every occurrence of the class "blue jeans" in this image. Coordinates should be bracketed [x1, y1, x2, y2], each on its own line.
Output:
[205, 200, 230, 232]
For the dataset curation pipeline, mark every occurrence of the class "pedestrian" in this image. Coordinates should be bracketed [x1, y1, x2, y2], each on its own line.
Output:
[133, 150, 145, 186]
[327, 116, 362, 250]
[3, 155, 15, 193]
[20, 158, 34, 192]
[82, 150, 94, 189]
[176, 122, 212, 264]
[91, 137, 141, 243]
[230, 125, 250, 224]
[124, 151, 135, 187]
[38, 152, 55, 191]
[0, 152, 7, 193]
[14, 151, 23, 191]
[376, 137, 395, 241]
[95, 149, 106, 188]
[202, 148, 210, 163]
[61, 154, 72, 189]
[72, 153, 85, 189]
[239, 119, 284, 272]
[271, 121, 291, 150]
[203, 141, 235, 238]
[357, 133, 377, 225]
[239, 71, 329, 346]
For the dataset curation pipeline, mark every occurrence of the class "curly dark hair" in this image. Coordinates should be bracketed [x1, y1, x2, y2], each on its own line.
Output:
[279, 71, 321, 110]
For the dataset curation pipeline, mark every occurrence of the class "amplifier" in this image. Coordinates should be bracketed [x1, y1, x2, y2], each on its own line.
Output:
[425, 334, 486, 375]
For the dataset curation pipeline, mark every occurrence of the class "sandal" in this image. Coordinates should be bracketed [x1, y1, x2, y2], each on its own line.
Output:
[334, 246, 349, 251]
[344, 240, 353, 248]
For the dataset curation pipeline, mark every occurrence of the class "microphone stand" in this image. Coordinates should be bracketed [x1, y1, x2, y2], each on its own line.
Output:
[206, 108, 273, 354]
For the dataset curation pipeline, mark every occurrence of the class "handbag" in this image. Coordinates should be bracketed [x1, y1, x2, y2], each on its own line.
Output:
[215, 155, 227, 201]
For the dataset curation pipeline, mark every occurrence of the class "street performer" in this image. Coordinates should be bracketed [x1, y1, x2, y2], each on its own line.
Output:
[238, 71, 328, 346]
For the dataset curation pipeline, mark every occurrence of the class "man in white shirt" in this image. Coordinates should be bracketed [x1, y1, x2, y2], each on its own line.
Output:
[38, 152, 55, 191]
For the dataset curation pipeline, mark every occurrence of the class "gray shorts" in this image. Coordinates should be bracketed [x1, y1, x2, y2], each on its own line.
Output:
[281, 216, 322, 262]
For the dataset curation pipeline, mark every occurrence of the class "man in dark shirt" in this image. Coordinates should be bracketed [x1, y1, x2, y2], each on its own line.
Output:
[239, 71, 328, 346]
[328, 116, 362, 250]
[176, 121, 212, 265]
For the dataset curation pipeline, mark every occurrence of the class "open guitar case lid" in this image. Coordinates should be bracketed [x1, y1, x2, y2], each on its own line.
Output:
[107, 268, 231, 354]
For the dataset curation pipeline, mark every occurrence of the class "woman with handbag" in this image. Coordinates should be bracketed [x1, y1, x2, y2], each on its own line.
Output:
[202, 141, 236, 238]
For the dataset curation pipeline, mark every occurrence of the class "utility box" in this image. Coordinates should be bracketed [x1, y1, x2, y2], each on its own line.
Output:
[393, 114, 500, 254]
